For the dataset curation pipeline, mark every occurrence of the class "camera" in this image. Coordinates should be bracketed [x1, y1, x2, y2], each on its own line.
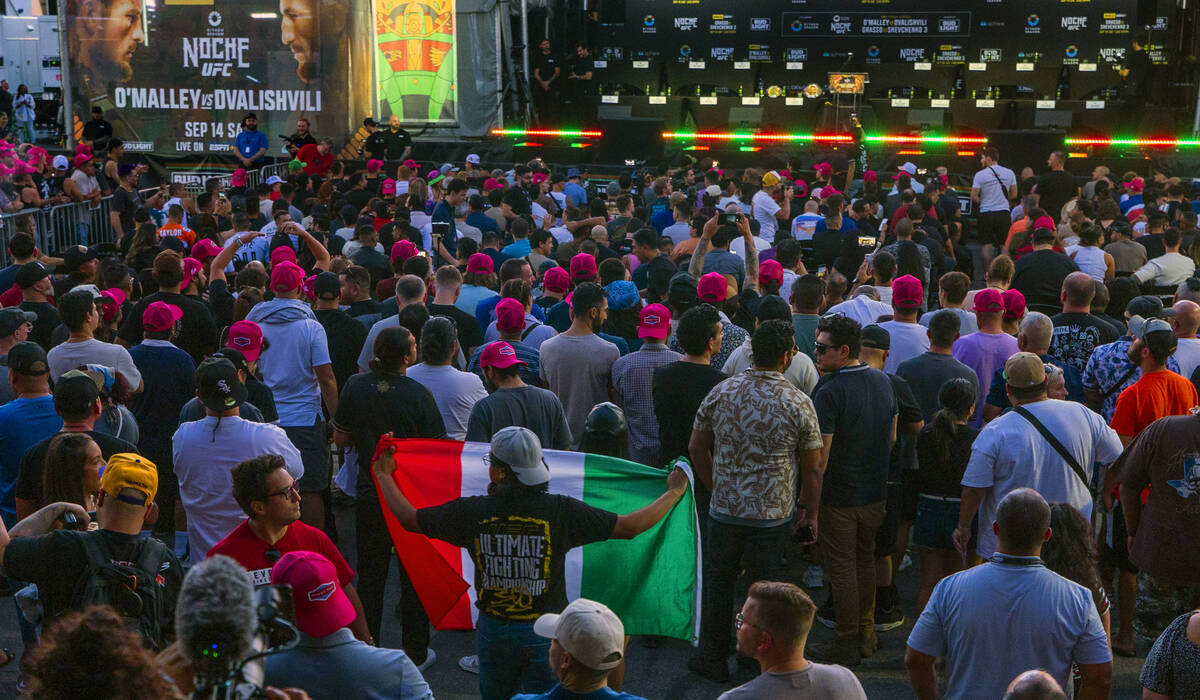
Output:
[188, 584, 300, 700]
[724, 213, 739, 225]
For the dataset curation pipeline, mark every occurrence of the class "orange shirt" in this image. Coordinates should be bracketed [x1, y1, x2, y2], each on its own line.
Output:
[1111, 369, 1199, 439]
[157, 222, 196, 246]
[1004, 217, 1030, 250]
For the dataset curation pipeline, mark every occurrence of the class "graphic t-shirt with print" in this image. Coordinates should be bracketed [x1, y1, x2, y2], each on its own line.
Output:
[417, 491, 617, 620]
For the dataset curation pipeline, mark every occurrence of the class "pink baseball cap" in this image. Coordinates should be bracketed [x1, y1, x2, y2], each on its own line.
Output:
[973, 287, 1004, 313]
[892, 274, 924, 310]
[391, 240, 419, 262]
[271, 551, 356, 638]
[143, 301, 182, 332]
[697, 272, 728, 303]
[302, 274, 317, 301]
[190, 238, 222, 261]
[403, 159, 418, 169]
[638, 303, 671, 340]
[759, 260, 784, 287]
[495, 297, 526, 332]
[271, 261, 305, 293]
[99, 288, 126, 324]
[483, 177, 503, 192]
[231, 168, 247, 187]
[73, 153, 93, 168]
[381, 178, 396, 196]
[270, 246, 298, 266]
[569, 253, 598, 281]
[180, 257, 203, 290]
[467, 253, 494, 275]
[531, 173, 548, 184]
[366, 159, 384, 173]
[227, 319, 264, 363]
[1002, 289, 1026, 320]
[1032, 215, 1056, 231]
[543, 267, 569, 294]
[480, 341, 527, 369]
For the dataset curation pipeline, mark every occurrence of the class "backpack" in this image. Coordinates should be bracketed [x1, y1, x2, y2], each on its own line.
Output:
[66, 533, 171, 650]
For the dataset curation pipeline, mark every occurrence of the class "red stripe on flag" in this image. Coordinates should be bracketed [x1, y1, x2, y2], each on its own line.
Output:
[371, 437, 472, 628]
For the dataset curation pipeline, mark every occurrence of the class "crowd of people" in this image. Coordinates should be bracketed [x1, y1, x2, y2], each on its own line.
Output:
[2, 118, 1200, 698]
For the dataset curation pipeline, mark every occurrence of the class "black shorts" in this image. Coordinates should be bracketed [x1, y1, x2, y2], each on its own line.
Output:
[900, 469, 921, 521]
[1101, 502, 1140, 574]
[977, 210, 1011, 247]
[874, 481, 903, 558]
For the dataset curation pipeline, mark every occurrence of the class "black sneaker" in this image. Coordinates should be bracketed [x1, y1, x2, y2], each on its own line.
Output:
[688, 654, 731, 683]
[873, 602, 905, 631]
[816, 595, 836, 629]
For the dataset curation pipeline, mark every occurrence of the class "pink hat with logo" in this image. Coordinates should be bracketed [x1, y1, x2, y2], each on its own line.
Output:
[973, 287, 1004, 314]
[227, 319, 264, 362]
[390, 240, 419, 262]
[467, 253, 494, 275]
[270, 261, 305, 293]
[480, 341, 528, 369]
[495, 297, 527, 332]
[270, 246, 298, 266]
[638, 303, 671, 340]
[569, 253, 598, 281]
[143, 301, 182, 332]
[99, 288, 126, 324]
[891, 274, 924, 310]
[697, 272, 728, 303]
[190, 238, 222, 261]
[381, 178, 397, 196]
[543, 267, 569, 294]
[180, 257, 203, 290]
[271, 551, 356, 638]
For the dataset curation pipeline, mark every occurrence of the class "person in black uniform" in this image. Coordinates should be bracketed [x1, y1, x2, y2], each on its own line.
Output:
[80, 106, 113, 148]
[361, 117, 387, 161]
[565, 42, 595, 124]
[380, 114, 413, 166]
[1119, 34, 1154, 130]
[532, 39, 560, 125]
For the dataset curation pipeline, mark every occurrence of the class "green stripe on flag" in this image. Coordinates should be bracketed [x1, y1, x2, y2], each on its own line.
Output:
[579, 454, 699, 642]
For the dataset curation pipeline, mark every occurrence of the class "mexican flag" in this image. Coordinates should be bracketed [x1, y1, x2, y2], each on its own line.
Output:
[372, 438, 701, 641]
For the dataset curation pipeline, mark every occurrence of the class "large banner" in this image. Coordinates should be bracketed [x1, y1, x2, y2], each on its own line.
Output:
[374, 0, 458, 124]
[66, 0, 373, 157]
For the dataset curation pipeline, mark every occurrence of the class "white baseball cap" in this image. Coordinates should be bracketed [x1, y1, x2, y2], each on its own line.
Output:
[899, 162, 917, 175]
[52, 155, 69, 171]
[266, 175, 284, 185]
[491, 426, 549, 486]
[704, 184, 721, 197]
[534, 598, 625, 670]
[466, 153, 481, 164]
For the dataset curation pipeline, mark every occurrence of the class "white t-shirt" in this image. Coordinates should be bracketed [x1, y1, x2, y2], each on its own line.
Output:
[47, 338, 142, 389]
[1174, 337, 1200, 380]
[717, 195, 743, 210]
[972, 165, 1017, 213]
[962, 399, 1123, 558]
[731, 235, 770, 259]
[404, 363, 488, 440]
[163, 196, 190, 226]
[244, 299, 332, 427]
[879, 320, 932, 374]
[173, 416, 304, 564]
[1132, 252, 1197, 286]
[751, 189, 781, 243]
[825, 296, 893, 329]
[791, 213, 824, 241]
[662, 222, 691, 246]
[549, 226, 573, 245]
[722, 338, 818, 394]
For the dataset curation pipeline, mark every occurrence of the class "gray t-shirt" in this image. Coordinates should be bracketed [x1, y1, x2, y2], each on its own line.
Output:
[405, 363, 488, 441]
[717, 663, 866, 700]
[538, 333, 620, 447]
[465, 385, 571, 450]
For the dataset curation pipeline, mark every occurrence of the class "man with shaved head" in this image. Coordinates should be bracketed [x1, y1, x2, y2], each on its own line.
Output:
[1049, 271, 1120, 373]
[984, 312, 1084, 422]
[1168, 299, 1200, 379]
[1004, 670, 1066, 700]
[906, 488, 1111, 700]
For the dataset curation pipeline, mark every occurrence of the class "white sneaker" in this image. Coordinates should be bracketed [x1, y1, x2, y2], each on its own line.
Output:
[458, 654, 479, 674]
[899, 552, 913, 572]
[417, 648, 437, 671]
[802, 565, 824, 589]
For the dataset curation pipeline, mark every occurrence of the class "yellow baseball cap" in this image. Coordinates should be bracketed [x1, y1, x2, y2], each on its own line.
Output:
[762, 170, 781, 187]
[100, 453, 158, 506]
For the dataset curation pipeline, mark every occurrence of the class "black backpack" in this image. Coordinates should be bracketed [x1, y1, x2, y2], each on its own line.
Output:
[65, 533, 171, 650]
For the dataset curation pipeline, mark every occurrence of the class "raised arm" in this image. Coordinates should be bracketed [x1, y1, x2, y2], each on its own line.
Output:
[688, 213, 719, 278]
[286, 222, 331, 271]
[371, 439, 421, 532]
[610, 467, 687, 539]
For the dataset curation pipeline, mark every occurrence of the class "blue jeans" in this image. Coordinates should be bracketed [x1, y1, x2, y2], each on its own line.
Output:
[75, 222, 90, 246]
[476, 614, 554, 700]
[698, 518, 789, 660]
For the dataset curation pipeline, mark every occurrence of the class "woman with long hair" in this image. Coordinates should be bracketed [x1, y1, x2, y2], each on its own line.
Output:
[126, 223, 163, 272]
[1043, 502, 1113, 658]
[40, 433, 104, 512]
[13, 85, 35, 144]
[913, 377, 978, 613]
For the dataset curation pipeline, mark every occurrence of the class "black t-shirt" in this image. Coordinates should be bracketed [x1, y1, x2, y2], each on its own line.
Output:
[889, 374, 924, 477]
[1035, 170, 1078, 222]
[652, 360, 727, 469]
[1049, 311, 1121, 373]
[417, 491, 617, 621]
[428, 303, 484, 353]
[117, 292, 218, 364]
[1011, 249, 1079, 309]
[111, 186, 144, 236]
[344, 188, 372, 212]
[533, 54, 560, 87]
[246, 376, 278, 423]
[1136, 233, 1166, 261]
[812, 363, 898, 507]
[314, 308, 368, 392]
[915, 423, 980, 498]
[332, 370, 446, 486]
[81, 118, 113, 143]
[363, 131, 388, 161]
[15, 430, 138, 507]
[5, 528, 183, 625]
[207, 279, 235, 331]
[20, 300, 61, 351]
[381, 128, 413, 161]
[631, 254, 676, 292]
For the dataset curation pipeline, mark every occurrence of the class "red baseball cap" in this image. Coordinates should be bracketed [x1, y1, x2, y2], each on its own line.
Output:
[271, 551, 356, 638]
[143, 301, 182, 332]
[974, 287, 1005, 313]
[638, 303, 672, 340]
[391, 240, 419, 263]
[271, 261, 305, 293]
[697, 272, 728, 303]
[1002, 289, 1026, 319]
[570, 253, 598, 280]
[495, 297, 526, 332]
[543, 267, 569, 294]
[467, 253, 494, 275]
[1032, 215, 1056, 231]
[190, 238, 222, 261]
[759, 260, 784, 287]
[892, 274, 924, 310]
[181, 257, 202, 290]
[227, 320, 264, 363]
[270, 246, 298, 266]
[480, 341, 527, 369]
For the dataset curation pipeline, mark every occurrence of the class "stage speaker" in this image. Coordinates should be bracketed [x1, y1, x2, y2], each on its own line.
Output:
[598, 0, 625, 26]
[1137, 0, 1157, 28]
[598, 117, 663, 164]
[986, 130, 1065, 172]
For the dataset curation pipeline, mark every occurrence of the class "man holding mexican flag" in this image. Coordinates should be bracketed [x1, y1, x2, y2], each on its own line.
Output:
[372, 425, 689, 700]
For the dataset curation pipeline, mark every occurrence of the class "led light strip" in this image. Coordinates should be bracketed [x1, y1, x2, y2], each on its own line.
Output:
[1064, 137, 1200, 147]
[662, 132, 852, 142]
[490, 129, 603, 138]
[865, 135, 988, 144]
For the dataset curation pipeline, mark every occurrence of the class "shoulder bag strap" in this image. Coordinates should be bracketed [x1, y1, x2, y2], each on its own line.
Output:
[988, 167, 1011, 201]
[1101, 365, 1139, 401]
[1012, 405, 1094, 495]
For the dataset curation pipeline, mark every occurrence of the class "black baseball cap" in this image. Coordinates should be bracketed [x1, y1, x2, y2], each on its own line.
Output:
[63, 245, 98, 272]
[1126, 295, 1165, 320]
[15, 262, 49, 289]
[668, 272, 699, 308]
[363, 117, 379, 127]
[212, 347, 250, 376]
[53, 373, 100, 406]
[8, 341, 48, 376]
[195, 357, 247, 413]
[0, 308, 36, 337]
[861, 324, 891, 350]
[313, 271, 341, 301]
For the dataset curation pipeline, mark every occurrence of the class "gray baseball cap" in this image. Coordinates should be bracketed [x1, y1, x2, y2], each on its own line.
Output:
[491, 426, 550, 486]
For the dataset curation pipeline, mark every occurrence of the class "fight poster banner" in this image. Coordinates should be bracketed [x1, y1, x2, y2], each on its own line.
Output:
[374, 0, 458, 124]
[65, 0, 372, 156]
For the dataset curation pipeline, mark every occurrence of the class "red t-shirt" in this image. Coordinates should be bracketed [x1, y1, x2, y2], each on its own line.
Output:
[297, 143, 334, 177]
[1111, 369, 1199, 439]
[207, 520, 354, 588]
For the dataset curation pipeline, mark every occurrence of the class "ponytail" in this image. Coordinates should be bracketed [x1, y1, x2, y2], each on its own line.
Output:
[929, 377, 977, 466]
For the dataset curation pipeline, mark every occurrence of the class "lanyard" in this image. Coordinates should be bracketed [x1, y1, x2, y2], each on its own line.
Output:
[991, 554, 1045, 567]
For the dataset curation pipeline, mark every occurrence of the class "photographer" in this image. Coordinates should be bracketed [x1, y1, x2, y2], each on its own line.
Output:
[751, 171, 794, 245]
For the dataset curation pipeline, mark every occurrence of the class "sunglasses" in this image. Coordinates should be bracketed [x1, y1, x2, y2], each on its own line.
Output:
[266, 480, 301, 501]
[265, 546, 282, 564]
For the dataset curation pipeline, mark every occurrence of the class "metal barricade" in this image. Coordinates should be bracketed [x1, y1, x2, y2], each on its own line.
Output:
[0, 208, 51, 267]
[258, 161, 290, 183]
[42, 197, 117, 252]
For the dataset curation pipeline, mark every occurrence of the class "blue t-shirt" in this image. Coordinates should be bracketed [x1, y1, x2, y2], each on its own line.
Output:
[502, 239, 532, 258]
[513, 683, 646, 700]
[431, 200, 459, 255]
[234, 130, 268, 161]
[0, 263, 19, 294]
[0, 395, 63, 524]
[467, 211, 501, 235]
[475, 295, 546, 333]
[563, 182, 588, 207]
